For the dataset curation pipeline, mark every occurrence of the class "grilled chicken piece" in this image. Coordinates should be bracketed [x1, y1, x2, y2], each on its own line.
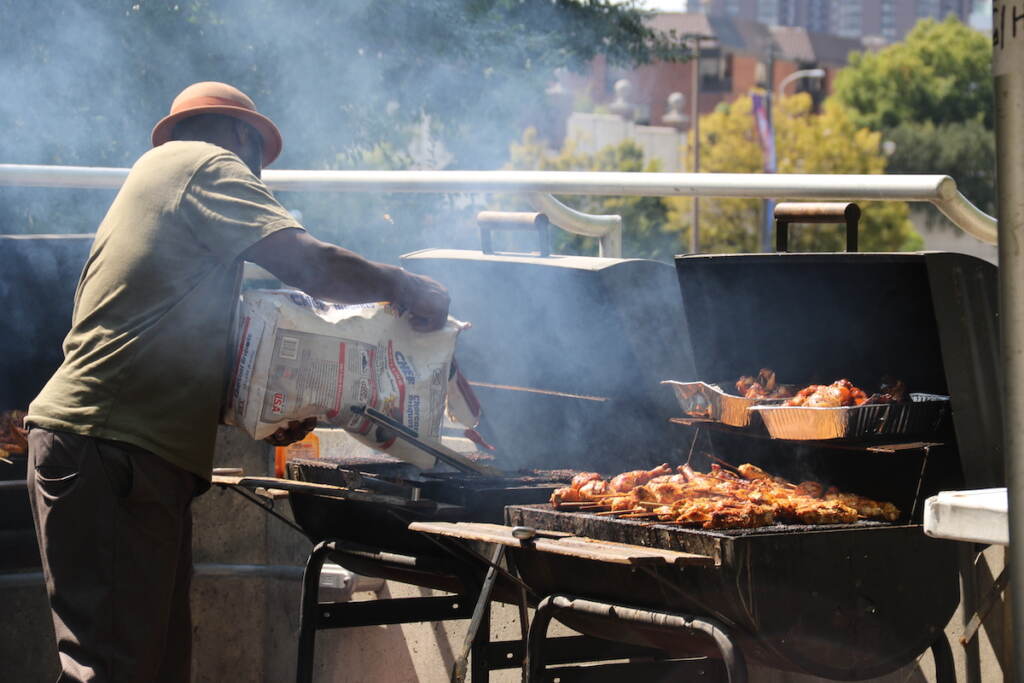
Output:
[655, 498, 775, 529]
[786, 378, 893, 407]
[824, 489, 901, 522]
[570, 472, 603, 490]
[795, 481, 825, 498]
[789, 499, 859, 524]
[736, 463, 790, 486]
[736, 368, 795, 400]
[550, 476, 613, 506]
[553, 461, 900, 527]
[609, 463, 673, 493]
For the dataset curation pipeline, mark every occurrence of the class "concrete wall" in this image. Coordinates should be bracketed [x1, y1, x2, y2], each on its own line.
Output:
[566, 112, 685, 172]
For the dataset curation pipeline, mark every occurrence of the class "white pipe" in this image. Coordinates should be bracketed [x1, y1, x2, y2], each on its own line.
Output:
[0, 164, 997, 245]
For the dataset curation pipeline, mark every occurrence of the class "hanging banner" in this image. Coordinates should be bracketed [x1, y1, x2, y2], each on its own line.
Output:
[751, 92, 777, 173]
[993, 1, 1024, 76]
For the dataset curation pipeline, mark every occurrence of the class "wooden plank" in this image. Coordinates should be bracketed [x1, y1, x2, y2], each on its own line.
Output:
[210, 474, 293, 499]
[409, 521, 714, 567]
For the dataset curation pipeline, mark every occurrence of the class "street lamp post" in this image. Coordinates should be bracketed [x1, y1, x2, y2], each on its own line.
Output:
[776, 68, 826, 100]
[761, 68, 827, 252]
[684, 33, 713, 254]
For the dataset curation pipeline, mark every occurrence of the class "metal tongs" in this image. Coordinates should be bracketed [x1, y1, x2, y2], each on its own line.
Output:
[351, 405, 501, 476]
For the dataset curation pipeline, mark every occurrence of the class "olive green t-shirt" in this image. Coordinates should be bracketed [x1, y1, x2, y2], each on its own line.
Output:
[27, 141, 301, 479]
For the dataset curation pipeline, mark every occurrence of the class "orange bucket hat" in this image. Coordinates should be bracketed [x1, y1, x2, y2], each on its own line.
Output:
[151, 81, 283, 166]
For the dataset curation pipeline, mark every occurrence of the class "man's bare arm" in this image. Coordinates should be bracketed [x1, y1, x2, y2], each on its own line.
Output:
[243, 228, 449, 332]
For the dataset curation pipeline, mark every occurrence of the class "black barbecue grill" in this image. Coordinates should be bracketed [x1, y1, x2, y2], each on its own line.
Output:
[222, 236, 999, 682]
[404, 246, 1000, 682]
[502, 505, 958, 681]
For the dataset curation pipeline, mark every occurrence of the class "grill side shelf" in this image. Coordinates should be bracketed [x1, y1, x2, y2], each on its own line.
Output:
[409, 521, 715, 568]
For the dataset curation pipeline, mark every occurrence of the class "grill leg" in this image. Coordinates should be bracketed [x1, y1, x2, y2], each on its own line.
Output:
[470, 598, 492, 683]
[296, 541, 333, 683]
[526, 595, 747, 683]
[452, 543, 505, 682]
[931, 631, 956, 683]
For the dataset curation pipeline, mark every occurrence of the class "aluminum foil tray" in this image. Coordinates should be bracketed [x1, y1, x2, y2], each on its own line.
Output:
[662, 380, 786, 428]
[749, 393, 950, 441]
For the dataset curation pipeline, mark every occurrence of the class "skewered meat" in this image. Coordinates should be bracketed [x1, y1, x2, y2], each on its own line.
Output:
[571, 472, 603, 489]
[608, 463, 673, 493]
[550, 476, 611, 505]
[824, 488, 900, 522]
[550, 460, 898, 530]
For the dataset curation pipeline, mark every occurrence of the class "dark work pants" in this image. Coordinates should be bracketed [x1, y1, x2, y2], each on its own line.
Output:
[27, 428, 200, 683]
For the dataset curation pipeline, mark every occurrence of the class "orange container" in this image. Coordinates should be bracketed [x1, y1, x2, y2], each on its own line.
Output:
[274, 431, 320, 478]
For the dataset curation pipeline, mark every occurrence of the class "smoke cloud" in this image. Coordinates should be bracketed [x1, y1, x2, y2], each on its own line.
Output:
[0, 1, 665, 260]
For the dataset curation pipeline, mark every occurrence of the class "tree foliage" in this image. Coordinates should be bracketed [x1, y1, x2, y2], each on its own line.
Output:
[502, 129, 679, 260]
[833, 17, 992, 131]
[665, 95, 922, 253]
[501, 94, 919, 258]
[832, 17, 994, 215]
[0, 0, 682, 254]
[885, 118, 996, 217]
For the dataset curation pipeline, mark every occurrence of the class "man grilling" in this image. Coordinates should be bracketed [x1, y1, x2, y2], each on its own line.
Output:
[24, 81, 450, 682]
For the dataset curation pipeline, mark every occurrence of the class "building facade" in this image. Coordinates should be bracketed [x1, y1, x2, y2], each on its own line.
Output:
[695, 0, 973, 42]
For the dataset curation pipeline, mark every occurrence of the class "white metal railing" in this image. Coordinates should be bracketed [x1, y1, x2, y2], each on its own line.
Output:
[0, 164, 998, 252]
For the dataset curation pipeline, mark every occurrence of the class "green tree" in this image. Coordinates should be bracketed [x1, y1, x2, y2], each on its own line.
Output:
[832, 16, 994, 215]
[834, 17, 991, 130]
[665, 94, 922, 253]
[503, 128, 679, 260]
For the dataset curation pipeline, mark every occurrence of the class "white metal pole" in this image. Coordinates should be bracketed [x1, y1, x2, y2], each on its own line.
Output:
[993, 3, 1024, 678]
[0, 165, 998, 244]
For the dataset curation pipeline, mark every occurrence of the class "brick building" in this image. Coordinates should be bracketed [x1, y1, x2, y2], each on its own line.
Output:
[694, 0, 973, 42]
[552, 12, 862, 143]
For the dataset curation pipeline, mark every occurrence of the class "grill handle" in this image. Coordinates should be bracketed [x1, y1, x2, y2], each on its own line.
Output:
[477, 211, 551, 257]
[774, 202, 860, 253]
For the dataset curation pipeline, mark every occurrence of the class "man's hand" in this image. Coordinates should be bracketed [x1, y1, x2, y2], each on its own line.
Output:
[394, 270, 451, 332]
[264, 417, 317, 447]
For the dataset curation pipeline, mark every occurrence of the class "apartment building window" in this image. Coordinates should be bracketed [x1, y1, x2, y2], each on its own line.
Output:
[917, 0, 941, 19]
[700, 49, 732, 91]
[881, 0, 896, 39]
[835, 0, 863, 38]
[807, 0, 829, 33]
[758, 0, 780, 26]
